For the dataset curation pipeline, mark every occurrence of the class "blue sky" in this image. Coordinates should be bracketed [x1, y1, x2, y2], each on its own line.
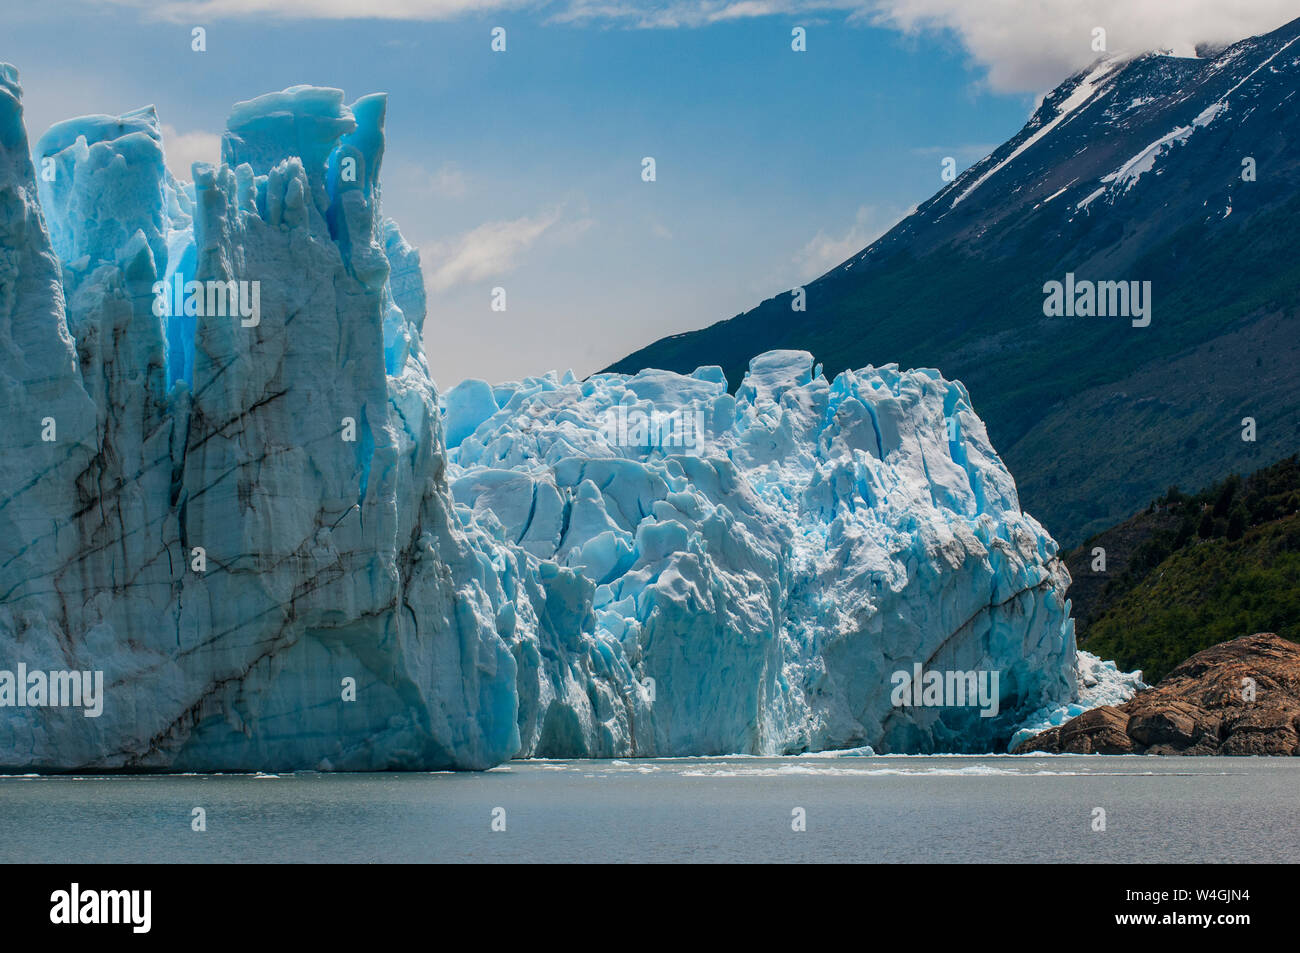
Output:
[7, 1, 1297, 386]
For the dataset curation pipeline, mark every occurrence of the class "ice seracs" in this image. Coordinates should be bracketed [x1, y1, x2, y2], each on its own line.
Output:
[2, 67, 1100, 769]
[1008, 651, 1147, 752]
[444, 349, 1080, 755]
[2, 71, 518, 771]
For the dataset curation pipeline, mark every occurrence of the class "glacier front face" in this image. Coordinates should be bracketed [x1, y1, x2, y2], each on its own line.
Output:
[1, 71, 517, 770]
[444, 350, 1077, 756]
[0, 67, 1076, 770]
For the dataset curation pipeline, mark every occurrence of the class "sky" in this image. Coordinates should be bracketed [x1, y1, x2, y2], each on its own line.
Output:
[7, 1, 1299, 387]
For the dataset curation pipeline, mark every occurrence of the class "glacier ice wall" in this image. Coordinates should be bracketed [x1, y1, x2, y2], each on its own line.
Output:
[1, 70, 517, 770]
[1008, 651, 1146, 752]
[445, 350, 1077, 756]
[1, 67, 1077, 769]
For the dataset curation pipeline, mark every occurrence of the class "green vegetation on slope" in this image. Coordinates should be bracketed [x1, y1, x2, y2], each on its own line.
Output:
[1070, 456, 1300, 683]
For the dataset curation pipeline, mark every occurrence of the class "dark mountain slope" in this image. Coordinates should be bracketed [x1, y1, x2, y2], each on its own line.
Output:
[607, 18, 1300, 544]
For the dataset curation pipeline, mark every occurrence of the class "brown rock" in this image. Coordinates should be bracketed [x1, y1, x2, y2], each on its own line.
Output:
[1013, 633, 1300, 756]
[1127, 700, 1210, 749]
[1017, 726, 1062, 753]
[1058, 705, 1135, 754]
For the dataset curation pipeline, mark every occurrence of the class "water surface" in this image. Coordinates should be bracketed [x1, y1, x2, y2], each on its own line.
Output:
[3, 756, 1295, 863]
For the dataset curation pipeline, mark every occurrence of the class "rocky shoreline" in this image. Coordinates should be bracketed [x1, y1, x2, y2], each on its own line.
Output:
[1013, 633, 1300, 755]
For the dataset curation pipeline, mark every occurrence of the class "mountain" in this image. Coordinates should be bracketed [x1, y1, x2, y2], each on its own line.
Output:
[1, 70, 1082, 769]
[606, 18, 1300, 546]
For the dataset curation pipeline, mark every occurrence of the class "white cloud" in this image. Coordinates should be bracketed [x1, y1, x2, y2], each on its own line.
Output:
[422, 205, 591, 292]
[543, 0, 1300, 83]
[423, 162, 469, 199]
[862, 0, 1300, 92]
[794, 204, 901, 279]
[552, 1, 846, 28]
[96, 1, 1300, 92]
[104, 0, 532, 21]
[160, 123, 222, 181]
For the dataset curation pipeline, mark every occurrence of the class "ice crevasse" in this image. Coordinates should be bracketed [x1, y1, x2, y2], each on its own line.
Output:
[0, 70, 1096, 770]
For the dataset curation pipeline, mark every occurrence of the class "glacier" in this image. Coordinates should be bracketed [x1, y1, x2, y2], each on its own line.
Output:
[1007, 651, 1148, 752]
[1, 67, 1092, 770]
[443, 351, 1082, 757]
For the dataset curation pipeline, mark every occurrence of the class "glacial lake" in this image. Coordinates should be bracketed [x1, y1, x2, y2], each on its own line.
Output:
[3, 756, 1297, 863]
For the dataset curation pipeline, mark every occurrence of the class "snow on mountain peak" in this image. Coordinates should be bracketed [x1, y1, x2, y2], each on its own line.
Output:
[950, 57, 1123, 209]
